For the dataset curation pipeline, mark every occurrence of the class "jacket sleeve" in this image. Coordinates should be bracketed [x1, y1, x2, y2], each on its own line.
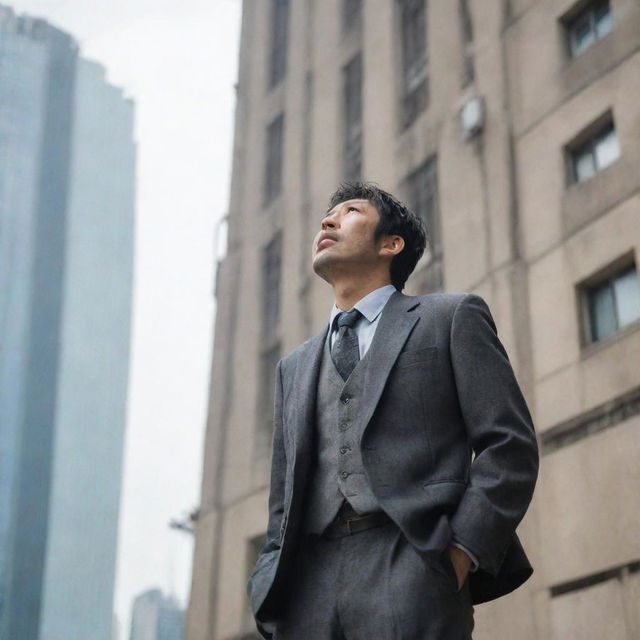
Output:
[261, 358, 287, 556]
[448, 293, 539, 576]
[248, 360, 287, 638]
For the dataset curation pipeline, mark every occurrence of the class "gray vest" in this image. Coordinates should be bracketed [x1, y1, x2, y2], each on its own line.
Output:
[303, 337, 382, 534]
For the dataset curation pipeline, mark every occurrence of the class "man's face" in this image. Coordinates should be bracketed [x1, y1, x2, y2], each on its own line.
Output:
[312, 198, 382, 282]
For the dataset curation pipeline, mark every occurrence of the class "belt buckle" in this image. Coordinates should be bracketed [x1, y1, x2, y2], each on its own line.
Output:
[345, 517, 357, 535]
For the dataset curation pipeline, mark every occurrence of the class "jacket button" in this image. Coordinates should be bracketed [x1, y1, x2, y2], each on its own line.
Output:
[340, 471, 349, 479]
[341, 395, 351, 404]
[340, 446, 348, 454]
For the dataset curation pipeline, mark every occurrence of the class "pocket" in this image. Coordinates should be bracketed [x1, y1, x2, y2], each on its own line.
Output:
[394, 345, 438, 368]
[440, 549, 463, 592]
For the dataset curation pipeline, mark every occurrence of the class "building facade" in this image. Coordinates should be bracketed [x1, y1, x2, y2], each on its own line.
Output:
[188, 1, 640, 639]
[130, 589, 186, 640]
[0, 7, 136, 640]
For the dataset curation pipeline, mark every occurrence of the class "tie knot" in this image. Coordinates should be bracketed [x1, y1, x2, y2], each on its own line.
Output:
[336, 308, 361, 329]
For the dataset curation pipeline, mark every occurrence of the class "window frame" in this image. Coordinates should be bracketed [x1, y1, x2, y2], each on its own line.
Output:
[262, 232, 282, 341]
[342, 0, 362, 32]
[404, 154, 440, 260]
[263, 113, 285, 206]
[565, 112, 620, 186]
[268, 0, 290, 89]
[458, 0, 475, 87]
[342, 52, 363, 182]
[563, 0, 613, 59]
[257, 229, 282, 455]
[577, 255, 640, 347]
[397, 0, 429, 131]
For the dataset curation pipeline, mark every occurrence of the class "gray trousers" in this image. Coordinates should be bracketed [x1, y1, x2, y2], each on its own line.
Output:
[274, 521, 474, 639]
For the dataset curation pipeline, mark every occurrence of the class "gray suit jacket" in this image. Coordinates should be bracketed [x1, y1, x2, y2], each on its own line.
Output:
[248, 291, 539, 634]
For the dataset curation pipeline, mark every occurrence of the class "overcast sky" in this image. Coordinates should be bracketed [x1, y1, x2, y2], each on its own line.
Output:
[8, 0, 242, 636]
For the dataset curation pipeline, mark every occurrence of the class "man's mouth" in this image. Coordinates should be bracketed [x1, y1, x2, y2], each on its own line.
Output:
[317, 237, 337, 251]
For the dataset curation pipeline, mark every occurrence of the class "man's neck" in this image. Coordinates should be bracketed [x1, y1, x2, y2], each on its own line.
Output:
[332, 278, 393, 311]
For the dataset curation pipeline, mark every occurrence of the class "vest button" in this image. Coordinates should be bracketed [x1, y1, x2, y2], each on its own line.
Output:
[340, 446, 348, 454]
[340, 471, 349, 479]
[341, 395, 351, 404]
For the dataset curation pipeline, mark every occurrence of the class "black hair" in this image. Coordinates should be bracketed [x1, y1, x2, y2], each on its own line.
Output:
[327, 181, 427, 290]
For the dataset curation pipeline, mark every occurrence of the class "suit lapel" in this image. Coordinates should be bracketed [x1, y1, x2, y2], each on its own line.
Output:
[357, 291, 421, 441]
[291, 328, 327, 459]
[288, 291, 420, 468]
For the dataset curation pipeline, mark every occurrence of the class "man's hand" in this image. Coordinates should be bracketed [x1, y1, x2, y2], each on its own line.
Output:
[448, 546, 472, 591]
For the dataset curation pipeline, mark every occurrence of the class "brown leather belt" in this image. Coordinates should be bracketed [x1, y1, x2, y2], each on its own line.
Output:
[323, 502, 392, 539]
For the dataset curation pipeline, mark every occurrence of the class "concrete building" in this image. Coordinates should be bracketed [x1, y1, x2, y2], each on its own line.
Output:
[130, 589, 186, 640]
[0, 6, 135, 640]
[188, 1, 640, 639]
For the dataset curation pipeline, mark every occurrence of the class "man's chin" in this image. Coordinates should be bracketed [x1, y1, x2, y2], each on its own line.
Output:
[312, 253, 335, 282]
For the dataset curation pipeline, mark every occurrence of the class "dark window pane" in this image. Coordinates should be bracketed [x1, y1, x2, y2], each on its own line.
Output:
[613, 267, 640, 328]
[588, 281, 617, 341]
[595, 3, 614, 37]
[269, 0, 289, 88]
[458, 0, 474, 86]
[572, 15, 595, 55]
[343, 54, 362, 181]
[569, 118, 618, 184]
[262, 233, 282, 338]
[399, 0, 428, 128]
[459, 0, 473, 43]
[593, 126, 619, 170]
[574, 147, 596, 182]
[343, 0, 362, 31]
[264, 114, 284, 204]
[406, 155, 439, 255]
[567, 1, 612, 57]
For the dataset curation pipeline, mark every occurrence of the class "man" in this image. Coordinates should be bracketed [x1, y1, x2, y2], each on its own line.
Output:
[248, 182, 539, 639]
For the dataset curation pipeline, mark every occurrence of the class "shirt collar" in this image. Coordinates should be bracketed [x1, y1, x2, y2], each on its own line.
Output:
[328, 284, 397, 328]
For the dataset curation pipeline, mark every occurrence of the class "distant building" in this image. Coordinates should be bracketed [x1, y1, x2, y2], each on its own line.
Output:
[188, 1, 640, 640]
[130, 589, 185, 640]
[0, 5, 135, 640]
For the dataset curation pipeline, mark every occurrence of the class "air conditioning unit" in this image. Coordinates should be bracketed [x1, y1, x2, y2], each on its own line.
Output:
[460, 95, 486, 140]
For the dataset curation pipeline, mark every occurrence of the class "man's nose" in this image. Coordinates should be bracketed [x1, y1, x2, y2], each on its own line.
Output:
[322, 211, 338, 230]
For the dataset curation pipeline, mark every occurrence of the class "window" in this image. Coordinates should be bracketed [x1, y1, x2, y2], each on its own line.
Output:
[583, 264, 640, 343]
[262, 233, 282, 340]
[458, 0, 474, 87]
[405, 155, 439, 256]
[565, 0, 613, 57]
[264, 114, 284, 205]
[567, 118, 619, 184]
[398, 0, 428, 130]
[342, 0, 362, 32]
[257, 234, 282, 454]
[342, 53, 363, 182]
[268, 0, 289, 88]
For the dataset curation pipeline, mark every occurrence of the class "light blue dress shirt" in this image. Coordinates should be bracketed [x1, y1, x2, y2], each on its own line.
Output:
[327, 284, 396, 355]
[327, 284, 479, 574]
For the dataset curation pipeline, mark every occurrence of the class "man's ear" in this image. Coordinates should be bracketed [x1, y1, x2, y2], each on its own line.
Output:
[379, 235, 405, 258]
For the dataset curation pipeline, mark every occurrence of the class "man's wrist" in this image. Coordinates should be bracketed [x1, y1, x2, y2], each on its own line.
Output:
[448, 545, 472, 590]
[450, 540, 479, 572]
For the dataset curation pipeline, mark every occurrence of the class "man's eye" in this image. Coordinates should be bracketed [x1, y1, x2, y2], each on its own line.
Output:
[348, 206, 358, 212]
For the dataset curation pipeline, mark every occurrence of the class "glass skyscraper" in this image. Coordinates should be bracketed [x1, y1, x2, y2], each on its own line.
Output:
[0, 6, 136, 639]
